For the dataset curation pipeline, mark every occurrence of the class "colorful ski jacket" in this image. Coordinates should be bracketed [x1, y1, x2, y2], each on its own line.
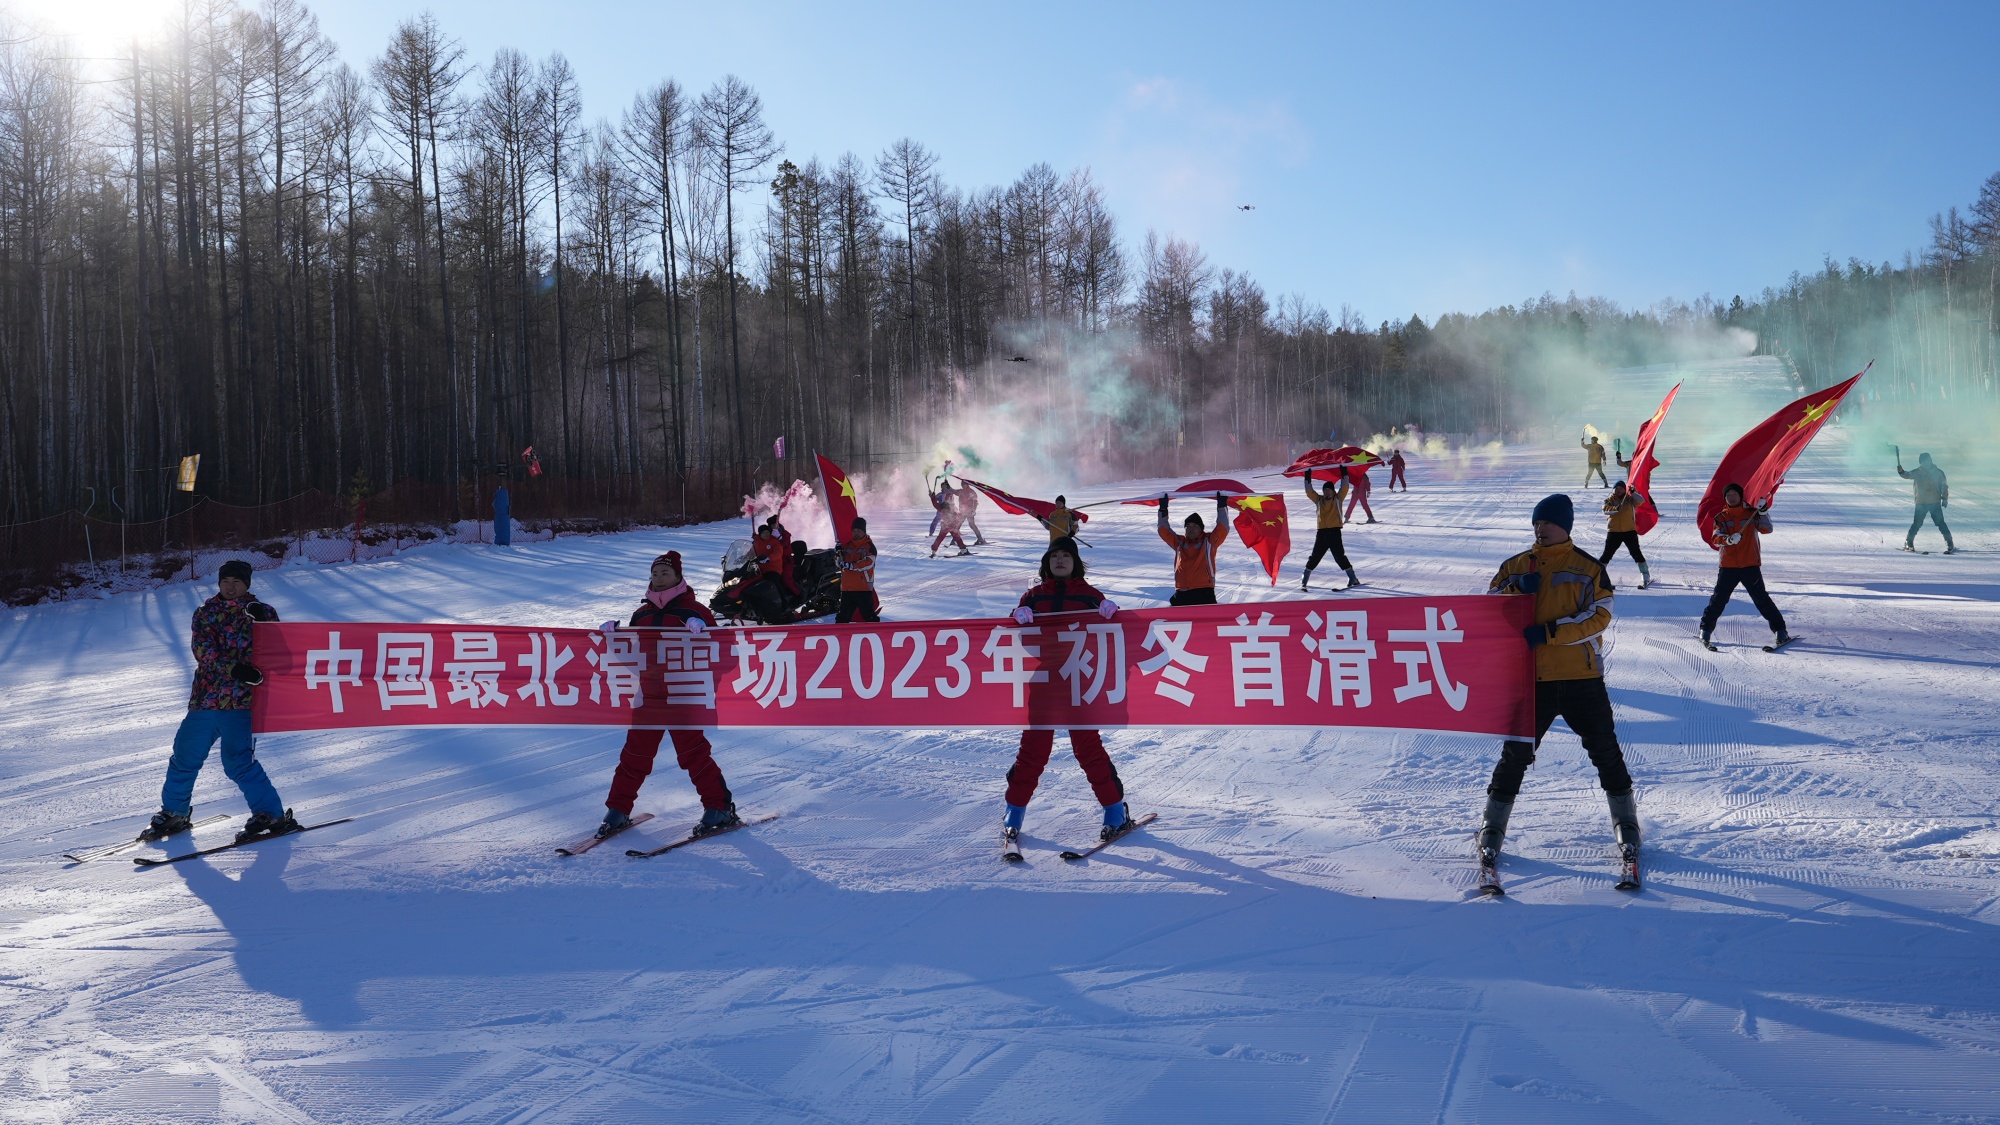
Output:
[1603, 490, 1641, 533]
[188, 594, 276, 710]
[838, 534, 877, 592]
[1018, 577, 1106, 615]
[628, 583, 717, 629]
[1158, 523, 1230, 591]
[1305, 475, 1349, 529]
[1710, 504, 1772, 568]
[1488, 541, 1613, 681]
[1043, 506, 1080, 542]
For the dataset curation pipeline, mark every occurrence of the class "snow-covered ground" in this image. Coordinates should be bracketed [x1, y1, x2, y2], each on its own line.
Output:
[3, 405, 1997, 1121]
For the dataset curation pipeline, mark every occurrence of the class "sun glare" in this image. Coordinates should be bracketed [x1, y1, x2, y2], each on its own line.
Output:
[6, 0, 179, 60]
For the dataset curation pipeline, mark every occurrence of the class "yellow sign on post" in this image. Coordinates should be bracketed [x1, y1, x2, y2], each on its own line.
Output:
[176, 454, 200, 492]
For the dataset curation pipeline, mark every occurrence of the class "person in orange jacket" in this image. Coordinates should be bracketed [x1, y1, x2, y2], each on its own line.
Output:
[1157, 491, 1229, 605]
[835, 517, 880, 623]
[1699, 482, 1791, 649]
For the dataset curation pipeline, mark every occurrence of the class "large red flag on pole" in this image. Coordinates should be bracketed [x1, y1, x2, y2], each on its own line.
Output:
[1627, 382, 1680, 535]
[958, 477, 1088, 525]
[814, 453, 861, 543]
[1696, 363, 1870, 543]
[1282, 446, 1379, 481]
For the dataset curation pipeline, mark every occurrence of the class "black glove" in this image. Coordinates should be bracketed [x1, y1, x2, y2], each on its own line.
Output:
[1523, 624, 1550, 649]
[244, 601, 278, 622]
[230, 661, 265, 687]
[1515, 573, 1540, 594]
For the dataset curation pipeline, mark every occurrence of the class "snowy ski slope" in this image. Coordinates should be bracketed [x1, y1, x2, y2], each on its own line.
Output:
[1, 418, 1996, 1122]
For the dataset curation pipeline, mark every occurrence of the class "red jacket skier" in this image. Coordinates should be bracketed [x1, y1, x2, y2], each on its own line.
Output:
[596, 551, 741, 839]
[998, 538, 1135, 857]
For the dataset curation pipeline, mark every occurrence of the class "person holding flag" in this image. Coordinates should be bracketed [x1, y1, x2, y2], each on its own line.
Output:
[1699, 484, 1791, 650]
[929, 481, 971, 557]
[1598, 481, 1651, 588]
[1300, 468, 1360, 590]
[999, 537, 1134, 859]
[1041, 494, 1081, 543]
[1158, 492, 1230, 605]
[836, 517, 880, 622]
[957, 479, 988, 545]
[595, 552, 742, 840]
[1479, 495, 1640, 893]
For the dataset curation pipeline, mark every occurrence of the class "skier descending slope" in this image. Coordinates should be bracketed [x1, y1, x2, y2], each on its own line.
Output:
[1299, 467, 1360, 590]
[1597, 480, 1652, 588]
[1157, 492, 1230, 606]
[595, 552, 742, 840]
[1897, 450, 1954, 553]
[999, 538, 1133, 860]
[1480, 495, 1641, 892]
[149, 559, 300, 845]
[1699, 483, 1793, 650]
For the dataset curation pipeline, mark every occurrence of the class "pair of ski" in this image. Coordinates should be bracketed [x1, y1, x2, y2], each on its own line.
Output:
[1701, 634, 1801, 654]
[64, 814, 354, 867]
[1004, 812, 1158, 863]
[555, 812, 778, 858]
[1477, 843, 1641, 897]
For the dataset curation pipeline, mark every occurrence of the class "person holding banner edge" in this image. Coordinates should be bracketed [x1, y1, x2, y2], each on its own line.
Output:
[147, 559, 300, 845]
[1158, 492, 1230, 606]
[595, 552, 741, 840]
[1000, 538, 1133, 858]
[1479, 494, 1641, 893]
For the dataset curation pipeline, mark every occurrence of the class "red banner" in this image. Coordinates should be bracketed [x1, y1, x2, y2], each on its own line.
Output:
[251, 595, 1536, 739]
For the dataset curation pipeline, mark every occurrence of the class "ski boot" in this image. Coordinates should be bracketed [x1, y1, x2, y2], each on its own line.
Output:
[1636, 563, 1652, 589]
[1100, 801, 1136, 842]
[955, 548, 973, 557]
[1476, 797, 1511, 896]
[1344, 567, 1361, 589]
[235, 808, 301, 844]
[693, 802, 742, 837]
[1699, 629, 1716, 651]
[1300, 569, 1312, 592]
[1001, 804, 1026, 862]
[1944, 546, 1957, 555]
[142, 809, 194, 842]
[1607, 791, 1641, 891]
[596, 808, 633, 840]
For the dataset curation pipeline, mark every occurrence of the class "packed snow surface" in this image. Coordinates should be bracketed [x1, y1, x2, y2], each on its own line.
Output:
[3, 421, 1997, 1119]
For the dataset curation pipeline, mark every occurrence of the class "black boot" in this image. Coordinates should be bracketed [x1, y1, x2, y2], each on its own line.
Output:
[236, 808, 301, 844]
[143, 809, 193, 841]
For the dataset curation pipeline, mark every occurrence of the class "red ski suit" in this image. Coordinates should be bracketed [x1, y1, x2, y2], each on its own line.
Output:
[603, 584, 733, 814]
[1003, 577, 1125, 809]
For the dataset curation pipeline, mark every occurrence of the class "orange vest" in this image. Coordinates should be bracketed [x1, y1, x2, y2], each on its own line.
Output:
[838, 535, 876, 591]
[1711, 505, 1768, 568]
[1159, 524, 1229, 590]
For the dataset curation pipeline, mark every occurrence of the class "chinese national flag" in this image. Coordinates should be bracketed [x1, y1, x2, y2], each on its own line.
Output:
[1696, 364, 1869, 543]
[814, 452, 861, 543]
[1227, 493, 1291, 585]
[958, 477, 1088, 525]
[1627, 382, 1680, 535]
[1284, 445, 1378, 482]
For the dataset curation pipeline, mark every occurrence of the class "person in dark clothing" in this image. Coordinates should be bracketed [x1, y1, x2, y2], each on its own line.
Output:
[1478, 495, 1639, 877]
[1387, 448, 1408, 491]
[148, 559, 298, 845]
[596, 551, 740, 839]
[999, 538, 1132, 850]
[1897, 450, 1954, 553]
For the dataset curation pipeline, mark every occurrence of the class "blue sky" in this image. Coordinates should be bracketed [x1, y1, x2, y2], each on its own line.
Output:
[52, 0, 2000, 323]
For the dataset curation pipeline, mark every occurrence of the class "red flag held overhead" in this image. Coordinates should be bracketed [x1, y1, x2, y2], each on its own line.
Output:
[1696, 364, 1870, 543]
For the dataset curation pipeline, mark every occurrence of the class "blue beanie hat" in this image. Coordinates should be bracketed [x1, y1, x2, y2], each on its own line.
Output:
[1531, 494, 1573, 533]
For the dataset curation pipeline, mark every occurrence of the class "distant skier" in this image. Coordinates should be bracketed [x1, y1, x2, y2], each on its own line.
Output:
[1698, 483, 1792, 649]
[929, 482, 970, 557]
[1040, 494, 1081, 543]
[596, 551, 740, 839]
[1387, 448, 1408, 491]
[1582, 436, 1609, 487]
[147, 560, 299, 845]
[1300, 467, 1360, 590]
[999, 538, 1133, 857]
[1597, 481, 1652, 588]
[1897, 450, 1954, 553]
[1157, 492, 1230, 606]
[957, 479, 988, 545]
[1344, 466, 1378, 523]
[836, 517, 881, 623]
[1479, 495, 1640, 890]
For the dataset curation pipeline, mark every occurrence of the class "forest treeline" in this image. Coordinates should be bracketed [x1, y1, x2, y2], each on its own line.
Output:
[2, 2, 1995, 524]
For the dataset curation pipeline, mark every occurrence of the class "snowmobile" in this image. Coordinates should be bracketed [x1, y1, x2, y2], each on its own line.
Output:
[709, 539, 841, 624]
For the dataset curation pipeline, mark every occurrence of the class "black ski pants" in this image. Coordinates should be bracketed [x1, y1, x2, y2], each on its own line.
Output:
[1907, 503, 1952, 549]
[1169, 587, 1217, 607]
[1598, 530, 1645, 566]
[836, 590, 880, 623]
[1700, 565, 1785, 634]
[1487, 678, 1633, 801]
[1304, 527, 1351, 572]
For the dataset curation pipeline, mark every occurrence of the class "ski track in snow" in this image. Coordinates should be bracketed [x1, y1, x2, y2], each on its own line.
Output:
[3, 423, 1999, 1118]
